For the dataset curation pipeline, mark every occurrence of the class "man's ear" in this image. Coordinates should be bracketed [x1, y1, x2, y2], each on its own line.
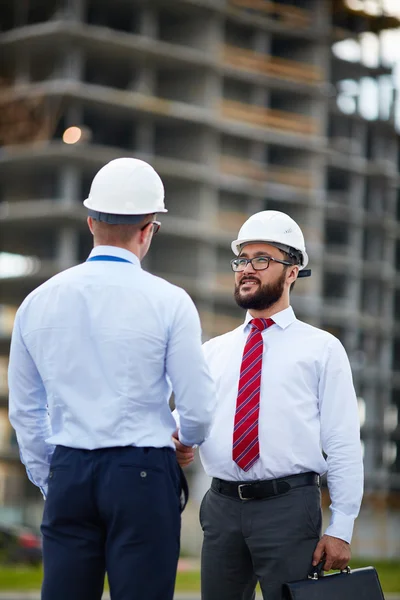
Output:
[87, 216, 94, 235]
[139, 222, 152, 245]
[287, 265, 299, 283]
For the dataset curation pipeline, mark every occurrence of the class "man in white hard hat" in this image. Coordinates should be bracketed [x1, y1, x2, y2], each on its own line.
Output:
[8, 158, 216, 600]
[174, 210, 363, 600]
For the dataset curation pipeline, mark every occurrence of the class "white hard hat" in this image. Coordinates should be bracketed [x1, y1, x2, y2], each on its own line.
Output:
[83, 158, 167, 224]
[231, 210, 309, 270]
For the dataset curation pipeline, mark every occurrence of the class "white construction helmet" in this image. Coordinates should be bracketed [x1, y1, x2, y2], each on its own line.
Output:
[83, 158, 167, 224]
[231, 210, 310, 274]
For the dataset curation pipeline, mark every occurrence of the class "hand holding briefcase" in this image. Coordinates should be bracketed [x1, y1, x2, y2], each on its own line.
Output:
[283, 565, 385, 600]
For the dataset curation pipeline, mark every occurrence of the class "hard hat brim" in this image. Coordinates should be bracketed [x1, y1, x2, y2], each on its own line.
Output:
[83, 198, 168, 215]
[87, 209, 165, 225]
[231, 238, 309, 270]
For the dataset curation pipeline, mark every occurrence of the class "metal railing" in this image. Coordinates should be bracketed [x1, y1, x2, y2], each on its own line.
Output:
[220, 99, 319, 136]
[229, 0, 312, 28]
[220, 155, 314, 188]
[222, 45, 323, 85]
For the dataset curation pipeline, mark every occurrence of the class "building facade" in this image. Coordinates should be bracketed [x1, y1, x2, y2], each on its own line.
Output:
[0, 0, 399, 555]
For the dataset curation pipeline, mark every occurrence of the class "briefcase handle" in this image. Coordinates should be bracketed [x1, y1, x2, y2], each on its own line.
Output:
[308, 562, 351, 580]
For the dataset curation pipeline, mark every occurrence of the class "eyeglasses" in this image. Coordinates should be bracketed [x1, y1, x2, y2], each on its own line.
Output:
[230, 255, 293, 272]
[142, 220, 161, 235]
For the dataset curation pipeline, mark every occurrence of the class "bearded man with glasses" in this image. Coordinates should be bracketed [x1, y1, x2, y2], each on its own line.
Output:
[173, 210, 364, 600]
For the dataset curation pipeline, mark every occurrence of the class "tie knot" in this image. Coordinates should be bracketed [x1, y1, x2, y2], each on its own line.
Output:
[250, 318, 274, 332]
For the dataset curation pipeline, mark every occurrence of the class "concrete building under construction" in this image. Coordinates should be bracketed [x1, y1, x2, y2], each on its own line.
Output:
[0, 0, 399, 556]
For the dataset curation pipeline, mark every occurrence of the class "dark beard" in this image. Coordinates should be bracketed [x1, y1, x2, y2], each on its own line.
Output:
[234, 270, 286, 311]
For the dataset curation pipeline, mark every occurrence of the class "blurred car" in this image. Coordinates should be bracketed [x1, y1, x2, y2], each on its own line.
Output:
[0, 523, 42, 565]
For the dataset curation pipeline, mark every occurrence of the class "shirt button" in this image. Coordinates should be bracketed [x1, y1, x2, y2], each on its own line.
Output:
[49, 472, 53, 478]
[140, 471, 147, 478]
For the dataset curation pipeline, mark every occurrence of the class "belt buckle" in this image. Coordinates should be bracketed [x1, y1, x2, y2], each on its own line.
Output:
[238, 484, 251, 501]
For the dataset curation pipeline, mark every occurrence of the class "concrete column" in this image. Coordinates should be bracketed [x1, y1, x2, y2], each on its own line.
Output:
[134, 67, 156, 95]
[56, 163, 80, 268]
[205, 71, 222, 111]
[204, 13, 223, 112]
[14, 50, 30, 84]
[57, 88, 81, 268]
[352, 120, 367, 156]
[204, 12, 224, 58]
[197, 185, 219, 315]
[250, 31, 270, 166]
[59, 165, 80, 207]
[350, 173, 365, 212]
[302, 2, 330, 328]
[65, 0, 86, 21]
[251, 31, 269, 109]
[303, 203, 325, 325]
[13, 0, 28, 27]
[309, 1, 331, 137]
[63, 46, 84, 81]
[312, 0, 331, 30]
[348, 175, 364, 337]
[346, 219, 363, 335]
[132, 61, 155, 155]
[202, 128, 220, 169]
[136, 119, 154, 156]
[57, 228, 79, 269]
[10, 0, 30, 84]
[140, 5, 158, 38]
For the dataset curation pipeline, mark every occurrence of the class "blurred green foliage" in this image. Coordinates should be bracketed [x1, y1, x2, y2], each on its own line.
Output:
[0, 559, 398, 593]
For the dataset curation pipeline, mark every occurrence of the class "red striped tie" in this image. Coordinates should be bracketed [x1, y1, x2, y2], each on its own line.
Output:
[232, 318, 274, 471]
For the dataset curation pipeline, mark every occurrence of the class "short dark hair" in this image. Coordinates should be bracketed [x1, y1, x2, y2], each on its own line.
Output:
[91, 213, 155, 245]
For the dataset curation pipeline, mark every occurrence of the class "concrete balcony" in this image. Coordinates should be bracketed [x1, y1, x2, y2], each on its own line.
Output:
[325, 201, 362, 223]
[0, 21, 214, 68]
[0, 79, 325, 151]
[327, 148, 369, 174]
[0, 199, 86, 227]
[0, 141, 319, 207]
[0, 142, 215, 185]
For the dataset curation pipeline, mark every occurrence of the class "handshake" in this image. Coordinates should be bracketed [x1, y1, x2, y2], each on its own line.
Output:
[172, 430, 195, 467]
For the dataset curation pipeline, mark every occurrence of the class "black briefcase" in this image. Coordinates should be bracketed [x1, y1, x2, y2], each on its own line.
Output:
[283, 565, 385, 600]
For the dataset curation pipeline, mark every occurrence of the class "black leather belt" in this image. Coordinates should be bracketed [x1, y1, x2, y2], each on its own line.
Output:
[211, 472, 319, 501]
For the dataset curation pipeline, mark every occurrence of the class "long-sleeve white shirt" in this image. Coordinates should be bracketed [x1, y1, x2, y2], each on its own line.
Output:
[8, 245, 216, 497]
[195, 306, 363, 543]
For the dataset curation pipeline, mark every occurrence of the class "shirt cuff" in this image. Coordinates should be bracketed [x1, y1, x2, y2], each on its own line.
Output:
[324, 510, 355, 544]
[178, 430, 196, 448]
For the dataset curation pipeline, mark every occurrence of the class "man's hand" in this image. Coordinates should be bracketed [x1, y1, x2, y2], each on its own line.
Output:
[312, 534, 351, 571]
[172, 430, 195, 467]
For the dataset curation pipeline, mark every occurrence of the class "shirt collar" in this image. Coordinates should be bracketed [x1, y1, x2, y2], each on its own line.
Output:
[88, 245, 141, 267]
[243, 306, 296, 331]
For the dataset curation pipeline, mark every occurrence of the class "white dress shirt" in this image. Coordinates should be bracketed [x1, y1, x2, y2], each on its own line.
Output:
[198, 306, 363, 543]
[8, 245, 216, 497]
